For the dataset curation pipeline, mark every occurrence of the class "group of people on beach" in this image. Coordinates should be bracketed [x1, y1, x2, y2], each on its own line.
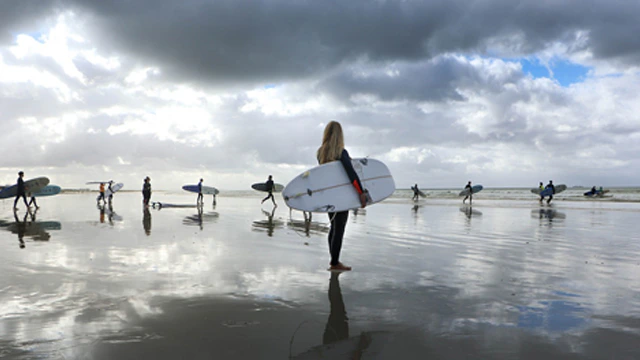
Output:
[133, 121, 361, 271]
[410, 179, 561, 205]
[96, 181, 116, 204]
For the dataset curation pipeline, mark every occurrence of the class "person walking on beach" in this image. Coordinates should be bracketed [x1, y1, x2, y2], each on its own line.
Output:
[412, 184, 420, 201]
[538, 182, 545, 202]
[27, 192, 38, 209]
[97, 183, 106, 204]
[107, 181, 114, 203]
[462, 181, 473, 204]
[545, 180, 556, 204]
[142, 177, 151, 207]
[197, 178, 204, 204]
[317, 121, 367, 272]
[13, 171, 29, 211]
[260, 175, 277, 206]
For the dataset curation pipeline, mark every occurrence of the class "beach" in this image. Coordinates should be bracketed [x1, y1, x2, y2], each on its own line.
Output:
[1, 191, 640, 359]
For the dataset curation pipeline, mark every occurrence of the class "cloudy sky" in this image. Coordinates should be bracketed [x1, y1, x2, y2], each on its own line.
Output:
[1, 0, 639, 190]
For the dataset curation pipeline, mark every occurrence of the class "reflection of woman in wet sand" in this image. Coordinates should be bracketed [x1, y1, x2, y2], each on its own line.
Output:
[323, 272, 349, 345]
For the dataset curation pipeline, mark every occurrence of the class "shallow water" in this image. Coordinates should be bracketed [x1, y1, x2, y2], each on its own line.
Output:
[1, 193, 639, 359]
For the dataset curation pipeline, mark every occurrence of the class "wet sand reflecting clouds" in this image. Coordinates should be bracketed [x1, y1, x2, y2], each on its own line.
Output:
[1, 193, 639, 359]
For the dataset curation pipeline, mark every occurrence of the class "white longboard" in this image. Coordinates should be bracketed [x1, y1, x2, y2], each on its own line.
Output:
[283, 158, 395, 212]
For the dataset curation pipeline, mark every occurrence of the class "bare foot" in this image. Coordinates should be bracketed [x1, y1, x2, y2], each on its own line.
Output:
[328, 262, 352, 271]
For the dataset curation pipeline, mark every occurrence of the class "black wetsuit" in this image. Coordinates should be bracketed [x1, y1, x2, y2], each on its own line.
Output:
[261, 179, 276, 205]
[142, 182, 151, 205]
[14, 177, 28, 208]
[412, 186, 420, 201]
[546, 184, 556, 203]
[197, 181, 203, 203]
[463, 184, 472, 204]
[322, 149, 364, 267]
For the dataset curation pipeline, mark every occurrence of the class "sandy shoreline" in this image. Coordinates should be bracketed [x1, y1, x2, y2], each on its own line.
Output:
[1, 193, 639, 359]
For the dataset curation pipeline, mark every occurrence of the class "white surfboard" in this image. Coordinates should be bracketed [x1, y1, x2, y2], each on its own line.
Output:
[0, 177, 50, 199]
[98, 183, 123, 200]
[283, 158, 395, 212]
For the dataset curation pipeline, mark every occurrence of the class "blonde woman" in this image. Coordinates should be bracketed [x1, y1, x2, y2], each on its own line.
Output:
[317, 121, 367, 271]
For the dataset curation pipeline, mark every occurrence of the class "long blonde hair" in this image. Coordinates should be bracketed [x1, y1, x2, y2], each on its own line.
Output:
[317, 121, 345, 164]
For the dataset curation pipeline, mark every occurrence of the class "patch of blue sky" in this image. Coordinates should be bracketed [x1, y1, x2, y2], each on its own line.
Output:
[263, 84, 276, 89]
[520, 58, 590, 87]
[11, 31, 46, 43]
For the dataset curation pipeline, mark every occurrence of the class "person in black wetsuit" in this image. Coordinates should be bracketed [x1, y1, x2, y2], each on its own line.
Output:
[317, 121, 367, 272]
[545, 180, 556, 204]
[260, 175, 277, 206]
[13, 171, 29, 211]
[142, 177, 151, 207]
[27, 192, 38, 209]
[462, 181, 473, 204]
[197, 178, 204, 204]
[412, 183, 420, 201]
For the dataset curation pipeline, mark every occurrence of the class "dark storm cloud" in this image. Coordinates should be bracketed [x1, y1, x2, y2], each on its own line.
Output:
[318, 56, 524, 103]
[54, 0, 640, 86]
[0, 1, 61, 43]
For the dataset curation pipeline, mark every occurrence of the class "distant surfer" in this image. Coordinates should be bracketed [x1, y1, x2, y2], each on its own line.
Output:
[412, 183, 420, 201]
[317, 121, 367, 272]
[97, 183, 106, 204]
[260, 175, 277, 206]
[545, 180, 556, 204]
[462, 181, 473, 204]
[13, 171, 30, 211]
[108, 181, 114, 203]
[539, 182, 545, 202]
[142, 177, 151, 207]
[197, 178, 204, 204]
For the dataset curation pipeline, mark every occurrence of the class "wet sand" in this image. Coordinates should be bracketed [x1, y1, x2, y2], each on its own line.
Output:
[1, 193, 640, 359]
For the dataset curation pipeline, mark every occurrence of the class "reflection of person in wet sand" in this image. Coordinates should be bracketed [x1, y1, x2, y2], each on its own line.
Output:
[98, 203, 105, 223]
[108, 202, 115, 225]
[263, 207, 276, 237]
[14, 210, 28, 249]
[323, 272, 349, 345]
[197, 206, 203, 230]
[143, 207, 152, 235]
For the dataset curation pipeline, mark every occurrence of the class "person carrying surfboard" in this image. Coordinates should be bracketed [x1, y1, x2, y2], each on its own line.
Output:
[13, 171, 30, 211]
[197, 178, 204, 204]
[260, 175, 277, 206]
[412, 184, 420, 201]
[463, 181, 473, 204]
[545, 180, 556, 204]
[107, 181, 114, 203]
[317, 121, 367, 272]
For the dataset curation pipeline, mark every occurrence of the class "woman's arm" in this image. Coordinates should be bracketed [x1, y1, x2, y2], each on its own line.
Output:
[340, 149, 367, 208]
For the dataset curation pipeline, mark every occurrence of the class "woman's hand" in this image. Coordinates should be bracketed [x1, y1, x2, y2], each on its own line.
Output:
[359, 192, 367, 208]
